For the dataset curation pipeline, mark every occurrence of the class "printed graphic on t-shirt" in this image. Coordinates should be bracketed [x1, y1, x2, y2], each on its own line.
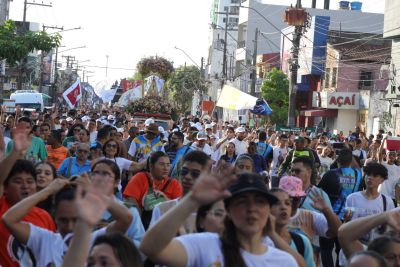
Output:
[7, 235, 36, 266]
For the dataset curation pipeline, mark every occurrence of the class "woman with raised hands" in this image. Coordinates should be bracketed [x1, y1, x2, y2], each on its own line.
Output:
[139, 162, 302, 267]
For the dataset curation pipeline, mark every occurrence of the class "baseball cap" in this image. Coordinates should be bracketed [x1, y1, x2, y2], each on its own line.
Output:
[145, 118, 155, 126]
[235, 127, 246, 133]
[205, 124, 212, 130]
[279, 176, 306, 197]
[66, 117, 73, 122]
[225, 173, 278, 206]
[294, 136, 305, 142]
[107, 115, 115, 121]
[146, 123, 160, 135]
[196, 131, 208, 141]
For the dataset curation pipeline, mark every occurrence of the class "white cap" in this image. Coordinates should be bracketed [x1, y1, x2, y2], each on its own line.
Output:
[145, 118, 155, 126]
[235, 127, 246, 133]
[117, 128, 124, 133]
[205, 124, 212, 130]
[195, 122, 203, 131]
[66, 117, 73, 122]
[81, 115, 90, 122]
[211, 122, 217, 127]
[196, 131, 208, 140]
[158, 126, 165, 133]
[107, 115, 115, 120]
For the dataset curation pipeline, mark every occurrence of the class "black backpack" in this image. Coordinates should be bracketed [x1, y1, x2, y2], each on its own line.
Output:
[289, 231, 305, 257]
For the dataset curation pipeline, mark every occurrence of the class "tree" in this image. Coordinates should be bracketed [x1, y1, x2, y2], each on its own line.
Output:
[0, 20, 61, 65]
[167, 65, 207, 115]
[261, 68, 289, 126]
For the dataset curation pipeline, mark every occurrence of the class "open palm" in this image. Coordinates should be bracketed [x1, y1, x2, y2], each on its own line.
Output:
[13, 123, 31, 153]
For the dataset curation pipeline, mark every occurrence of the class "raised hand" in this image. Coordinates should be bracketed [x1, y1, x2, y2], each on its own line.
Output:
[44, 178, 70, 195]
[190, 161, 236, 206]
[75, 176, 113, 227]
[309, 188, 330, 212]
[12, 123, 31, 154]
[265, 214, 277, 236]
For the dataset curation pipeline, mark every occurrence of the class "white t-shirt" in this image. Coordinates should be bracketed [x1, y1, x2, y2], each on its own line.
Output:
[346, 191, 395, 220]
[176, 232, 297, 267]
[101, 157, 133, 175]
[190, 143, 213, 157]
[270, 146, 287, 176]
[231, 138, 248, 156]
[26, 223, 106, 267]
[318, 156, 334, 177]
[90, 131, 98, 144]
[288, 208, 329, 238]
[379, 162, 400, 199]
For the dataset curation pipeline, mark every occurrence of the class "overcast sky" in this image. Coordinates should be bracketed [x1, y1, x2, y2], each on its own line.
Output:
[8, 0, 385, 88]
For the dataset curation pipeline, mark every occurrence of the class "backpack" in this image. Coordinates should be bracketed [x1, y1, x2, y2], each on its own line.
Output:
[289, 231, 305, 257]
[141, 174, 172, 230]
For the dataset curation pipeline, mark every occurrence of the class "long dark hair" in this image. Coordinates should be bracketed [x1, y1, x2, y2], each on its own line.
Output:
[91, 233, 143, 267]
[220, 217, 247, 267]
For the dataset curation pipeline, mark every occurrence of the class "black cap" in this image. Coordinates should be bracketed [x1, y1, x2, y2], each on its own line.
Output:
[224, 173, 278, 206]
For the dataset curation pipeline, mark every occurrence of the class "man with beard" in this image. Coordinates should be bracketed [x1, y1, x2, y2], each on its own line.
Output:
[128, 123, 164, 163]
[190, 132, 213, 157]
[149, 150, 210, 234]
[165, 131, 193, 179]
[231, 126, 248, 156]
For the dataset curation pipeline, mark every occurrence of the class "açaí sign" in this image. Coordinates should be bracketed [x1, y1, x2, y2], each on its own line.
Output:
[312, 92, 359, 110]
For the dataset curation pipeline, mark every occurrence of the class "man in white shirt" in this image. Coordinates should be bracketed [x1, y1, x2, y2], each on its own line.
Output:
[190, 132, 213, 157]
[270, 134, 289, 187]
[379, 150, 400, 206]
[87, 119, 98, 144]
[231, 126, 248, 156]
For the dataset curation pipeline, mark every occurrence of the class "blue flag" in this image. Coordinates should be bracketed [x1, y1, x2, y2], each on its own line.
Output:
[250, 99, 273, 116]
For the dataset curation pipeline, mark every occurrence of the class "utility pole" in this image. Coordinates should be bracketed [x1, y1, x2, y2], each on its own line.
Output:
[18, 0, 52, 90]
[250, 28, 258, 96]
[222, 11, 228, 79]
[39, 25, 63, 93]
[286, 0, 308, 127]
[105, 55, 109, 77]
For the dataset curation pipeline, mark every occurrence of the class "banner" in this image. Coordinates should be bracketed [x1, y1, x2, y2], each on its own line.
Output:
[63, 78, 81, 109]
[117, 85, 142, 107]
[216, 85, 258, 110]
[122, 79, 142, 92]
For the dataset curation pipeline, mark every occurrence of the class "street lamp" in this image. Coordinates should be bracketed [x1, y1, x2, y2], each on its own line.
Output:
[174, 46, 200, 68]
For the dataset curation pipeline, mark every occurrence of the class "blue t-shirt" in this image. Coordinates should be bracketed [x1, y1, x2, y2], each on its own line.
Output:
[318, 167, 362, 219]
[57, 157, 91, 178]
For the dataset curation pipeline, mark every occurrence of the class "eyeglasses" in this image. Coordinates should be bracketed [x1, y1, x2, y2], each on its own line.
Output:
[180, 167, 201, 178]
[106, 143, 118, 148]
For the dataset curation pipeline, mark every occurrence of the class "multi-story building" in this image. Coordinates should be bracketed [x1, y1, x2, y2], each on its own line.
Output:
[309, 30, 391, 134]
[234, 0, 383, 124]
[204, 0, 240, 119]
[383, 0, 400, 135]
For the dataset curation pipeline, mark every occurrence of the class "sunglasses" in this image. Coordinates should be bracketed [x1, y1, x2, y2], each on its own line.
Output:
[180, 167, 201, 178]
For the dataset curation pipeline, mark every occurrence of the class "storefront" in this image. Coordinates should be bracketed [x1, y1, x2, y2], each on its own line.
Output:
[306, 91, 360, 134]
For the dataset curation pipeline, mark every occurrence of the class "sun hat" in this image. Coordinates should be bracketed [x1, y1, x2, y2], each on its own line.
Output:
[225, 173, 278, 206]
[278, 176, 306, 197]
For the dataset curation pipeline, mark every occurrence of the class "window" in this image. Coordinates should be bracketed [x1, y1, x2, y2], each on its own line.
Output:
[358, 70, 373, 89]
[224, 6, 229, 11]
[230, 6, 239, 14]
[223, 18, 226, 23]
[325, 68, 330, 88]
[231, 0, 240, 3]
[331, 67, 337, 87]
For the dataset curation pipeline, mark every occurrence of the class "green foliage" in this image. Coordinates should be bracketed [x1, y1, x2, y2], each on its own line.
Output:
[261, 68, 289, 125]
[126, 95, 174, 115]
[0, 20, 61, 65]
[167, 65, 207, 115]
[136, 56, 174, 80]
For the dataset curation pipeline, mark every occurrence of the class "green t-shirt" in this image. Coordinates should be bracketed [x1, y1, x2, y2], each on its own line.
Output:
[6, 136, 48, 163]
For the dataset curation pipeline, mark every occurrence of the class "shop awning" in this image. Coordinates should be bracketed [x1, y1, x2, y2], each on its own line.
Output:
[302, 109, 338, 117]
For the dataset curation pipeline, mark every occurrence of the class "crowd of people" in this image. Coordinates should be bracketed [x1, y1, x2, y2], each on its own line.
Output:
[0, 106, 399, 267]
